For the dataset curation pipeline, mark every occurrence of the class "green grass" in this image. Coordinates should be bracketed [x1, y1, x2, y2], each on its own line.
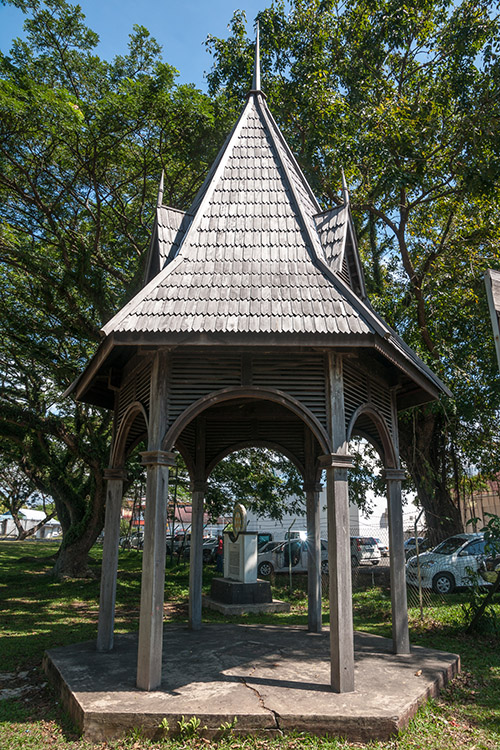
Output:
[1, 541, 499, 748]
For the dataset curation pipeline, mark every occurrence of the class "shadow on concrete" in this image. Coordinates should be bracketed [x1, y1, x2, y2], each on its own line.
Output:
[44, 623, 460, 743]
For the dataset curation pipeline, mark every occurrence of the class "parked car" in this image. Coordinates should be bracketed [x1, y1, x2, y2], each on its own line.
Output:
[257, 539, 329, 577]
[179, 536, 218, 563]
[350, 537, 381, 567]
[406, 532, 496, 594]
[257, 533, 273, 550]
[404, 537, 431, 559]
[166, 532, 192, 554]
[371, 537, 388, 557]
[120, 533, 143, 550]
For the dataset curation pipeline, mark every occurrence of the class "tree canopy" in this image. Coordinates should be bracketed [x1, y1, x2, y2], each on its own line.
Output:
[0, 0, 230, 574]
[1, 0, 500, 573]
[206, 0, 500, 540]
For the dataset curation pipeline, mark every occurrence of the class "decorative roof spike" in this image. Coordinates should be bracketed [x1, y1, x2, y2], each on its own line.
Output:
[251, 22, 261, 92]
[341, 168, 350, 205]
[157, 170, 164, 208]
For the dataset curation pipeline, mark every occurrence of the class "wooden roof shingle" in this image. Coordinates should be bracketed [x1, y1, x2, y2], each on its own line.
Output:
[103, 93, 373, 338]
[66, 65, 451, 407]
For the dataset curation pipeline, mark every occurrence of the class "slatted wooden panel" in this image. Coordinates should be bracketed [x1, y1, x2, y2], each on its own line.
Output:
[203, 419, 305, 471]
[370, 378, 394, 436]
[351, 413, 384, 455]
[125, 412, 148, 456]
[117, 360, 152, 425]
[339, 255, 351, 287]
[252, 355, 327, 427]
[168, 354, 242, 426]
[343, 360, 394, 439]
[204, 420, 254, 466]
[177, 420, 196, 458]
[343, 360, 369, 425]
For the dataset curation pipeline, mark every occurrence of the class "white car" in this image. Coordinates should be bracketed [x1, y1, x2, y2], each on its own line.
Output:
[406, 532, 491, 594]
[257, 539, 329, 577]
[350, 537, 381, 567]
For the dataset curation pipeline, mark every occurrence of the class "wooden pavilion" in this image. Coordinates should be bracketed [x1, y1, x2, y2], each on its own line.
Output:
[68, 36, 450, 694]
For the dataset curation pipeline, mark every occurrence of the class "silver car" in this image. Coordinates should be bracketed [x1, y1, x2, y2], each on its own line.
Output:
[406, 533, 492, 594]
[257, 539, 329, 577]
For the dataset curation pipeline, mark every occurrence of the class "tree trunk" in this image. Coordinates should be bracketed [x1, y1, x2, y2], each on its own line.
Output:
[17, 512, 57, 541]
[399, 406, 464, 545]
[51, 472, 107, 579]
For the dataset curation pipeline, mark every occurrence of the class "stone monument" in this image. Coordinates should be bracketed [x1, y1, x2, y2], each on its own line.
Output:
[205, 503, 290, 615]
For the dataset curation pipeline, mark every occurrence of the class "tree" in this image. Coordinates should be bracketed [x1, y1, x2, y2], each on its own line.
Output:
[0, 450, 56, 539]
[206, 0, 500, 541]
[0, 0, 229, 575]
[206, 448, 305, 521]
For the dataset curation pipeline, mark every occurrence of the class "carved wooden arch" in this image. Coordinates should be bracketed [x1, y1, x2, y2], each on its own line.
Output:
[346, 403, 399, 469]
[205, 440, 305, 480]
[161, 386, 332, 458]
[111, 401, 149, 468]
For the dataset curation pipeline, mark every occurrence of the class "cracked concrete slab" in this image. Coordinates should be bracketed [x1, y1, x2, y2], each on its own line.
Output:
[43, 624, 459, 743]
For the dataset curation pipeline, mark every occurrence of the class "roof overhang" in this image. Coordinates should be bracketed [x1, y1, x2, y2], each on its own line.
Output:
[66, 329, 449, 412]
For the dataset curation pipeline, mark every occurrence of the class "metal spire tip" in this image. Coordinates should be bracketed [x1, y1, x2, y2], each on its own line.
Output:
[252, 22, 261, 92]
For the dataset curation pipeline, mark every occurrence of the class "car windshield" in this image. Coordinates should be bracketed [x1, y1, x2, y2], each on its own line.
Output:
[433, 536, 470, 555]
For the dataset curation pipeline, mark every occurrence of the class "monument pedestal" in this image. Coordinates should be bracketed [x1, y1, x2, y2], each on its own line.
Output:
[210, 577, 272, 605]
[204, 525, 290, 615]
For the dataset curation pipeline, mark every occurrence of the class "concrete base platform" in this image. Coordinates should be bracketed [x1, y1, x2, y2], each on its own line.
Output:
[202, 595, 290, 615]
[43, 624, 459, 743]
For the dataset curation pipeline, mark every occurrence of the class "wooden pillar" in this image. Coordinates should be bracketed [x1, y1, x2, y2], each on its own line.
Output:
[136, 349, 174, 692]
[322, 456, 355, 692]
[323, 352, 355, 693]
[136, 450, 176, 690]
[96, 467, 126, 652]
[305, 481, 323, 633]
[189, 481, 206, 630]
[384, 468, 410, 655]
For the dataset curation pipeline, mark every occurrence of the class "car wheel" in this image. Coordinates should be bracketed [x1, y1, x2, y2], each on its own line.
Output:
[432, 572, 455, 595]
[351, 555, 359, 568]
[258, 561, 274, 577]
[321, 559, 329, 574]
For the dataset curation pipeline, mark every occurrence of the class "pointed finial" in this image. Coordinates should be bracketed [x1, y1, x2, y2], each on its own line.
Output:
[157, 170, 164, 208]
[341, 168, 350, 205]
[252, 22, 261, 92]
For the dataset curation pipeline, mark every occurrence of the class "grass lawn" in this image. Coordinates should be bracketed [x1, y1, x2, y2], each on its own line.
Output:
[1, 540, 499, 749]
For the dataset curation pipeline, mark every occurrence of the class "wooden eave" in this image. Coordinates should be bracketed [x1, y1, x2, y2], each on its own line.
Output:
[69, 326, 448, 411]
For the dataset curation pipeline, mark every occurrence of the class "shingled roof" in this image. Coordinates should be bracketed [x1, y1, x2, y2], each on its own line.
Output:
[67, 38, 451, 407]
[103, 88, 372, 338]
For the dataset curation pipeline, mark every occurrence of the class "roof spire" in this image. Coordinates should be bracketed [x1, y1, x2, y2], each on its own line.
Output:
[251, 22, 261, 92]
[157, 170, 164, 208]
[341, 168, 350, 205]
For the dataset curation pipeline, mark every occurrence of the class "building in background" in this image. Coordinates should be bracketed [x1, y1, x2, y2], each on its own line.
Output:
[0, 509, 61, 539]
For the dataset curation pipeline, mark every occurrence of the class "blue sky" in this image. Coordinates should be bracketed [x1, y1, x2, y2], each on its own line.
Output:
[0, 0, 269, 91]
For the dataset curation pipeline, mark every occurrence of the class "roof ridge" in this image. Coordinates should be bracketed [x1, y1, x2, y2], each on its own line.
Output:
[260, 98, 322, 214]
[102, 100, 256, 336]
[166, 97, 253, 264]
